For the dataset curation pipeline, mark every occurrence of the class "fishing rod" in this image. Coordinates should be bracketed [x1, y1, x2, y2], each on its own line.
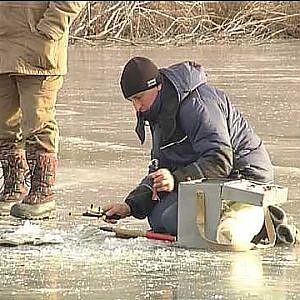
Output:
[69, 204, 121, 221]
[100, 226, 176, 242]
[69, 159, 160, 218]
[69, 203, 176, 243]
[68, 159, 177, 242]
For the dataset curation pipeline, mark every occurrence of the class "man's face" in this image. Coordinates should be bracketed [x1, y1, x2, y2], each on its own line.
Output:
[127, 84, 161, 112]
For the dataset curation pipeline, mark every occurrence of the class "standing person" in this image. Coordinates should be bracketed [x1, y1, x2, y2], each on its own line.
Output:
[0, 1, 86, 219]
[103, 56, 275, 245]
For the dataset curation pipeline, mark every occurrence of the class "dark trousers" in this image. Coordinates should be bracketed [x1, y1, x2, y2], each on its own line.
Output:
[148, 191, 178, 235]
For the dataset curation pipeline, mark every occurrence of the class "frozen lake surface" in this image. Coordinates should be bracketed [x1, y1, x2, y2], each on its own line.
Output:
[1, 41, 300, 299]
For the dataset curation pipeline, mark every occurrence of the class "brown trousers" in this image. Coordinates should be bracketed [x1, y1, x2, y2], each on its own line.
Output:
[0, 74, 63, 153]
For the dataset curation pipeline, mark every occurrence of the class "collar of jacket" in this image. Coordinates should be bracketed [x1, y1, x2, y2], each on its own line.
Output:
[135, 74, 188, 146]
[135, 61, 207, 145]
[156, 74, 181, 145]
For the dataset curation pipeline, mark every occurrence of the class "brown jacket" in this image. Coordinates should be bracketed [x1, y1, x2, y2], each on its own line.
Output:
[0, 1, 86, 75]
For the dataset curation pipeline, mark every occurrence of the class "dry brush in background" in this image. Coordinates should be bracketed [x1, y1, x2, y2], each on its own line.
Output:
[70, 1, 300, 46]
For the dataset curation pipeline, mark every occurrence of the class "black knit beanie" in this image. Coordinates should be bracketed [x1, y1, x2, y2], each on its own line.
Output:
[120, 57, 160, 99]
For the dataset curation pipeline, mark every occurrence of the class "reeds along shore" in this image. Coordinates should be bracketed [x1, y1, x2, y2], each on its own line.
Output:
[69, 1, 300, 46]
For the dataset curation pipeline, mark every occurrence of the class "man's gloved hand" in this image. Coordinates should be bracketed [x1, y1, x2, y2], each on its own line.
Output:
[102, 202, 131, 223]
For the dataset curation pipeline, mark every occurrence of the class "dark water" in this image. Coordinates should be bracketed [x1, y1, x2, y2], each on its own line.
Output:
[1, 41, 300, 299]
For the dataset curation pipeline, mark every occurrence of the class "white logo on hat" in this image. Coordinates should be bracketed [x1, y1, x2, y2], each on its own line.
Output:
[147, 78, 157, 88]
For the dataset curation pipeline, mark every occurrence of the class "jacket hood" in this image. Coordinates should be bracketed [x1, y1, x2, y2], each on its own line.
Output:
[135, 61, 207, 145]
[159, 61, 207, 101]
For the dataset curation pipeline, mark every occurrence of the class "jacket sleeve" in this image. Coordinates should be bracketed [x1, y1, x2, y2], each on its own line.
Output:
[124, 177, 157, 219]
[36, 1, 87, 41]
[173, 92, 233, 185]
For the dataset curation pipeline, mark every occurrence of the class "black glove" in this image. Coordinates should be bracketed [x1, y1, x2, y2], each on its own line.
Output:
[125, 184, 157, 219]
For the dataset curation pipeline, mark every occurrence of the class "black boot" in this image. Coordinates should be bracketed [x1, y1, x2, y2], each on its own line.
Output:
[10, 151, 57, 219]
[0, 149, 29, 216]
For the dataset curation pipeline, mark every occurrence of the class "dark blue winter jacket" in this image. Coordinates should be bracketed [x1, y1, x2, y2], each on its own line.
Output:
[125, 61, 274, 219]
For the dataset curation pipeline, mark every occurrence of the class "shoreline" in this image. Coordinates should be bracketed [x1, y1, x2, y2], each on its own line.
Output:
[68, 37, 300, 48]
[70, 2, 300, 47]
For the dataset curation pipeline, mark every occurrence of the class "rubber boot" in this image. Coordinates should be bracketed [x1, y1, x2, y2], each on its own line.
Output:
[268, 205, 298, 246]
[0, 149, 29, 216]
[10, 151, 57, 219]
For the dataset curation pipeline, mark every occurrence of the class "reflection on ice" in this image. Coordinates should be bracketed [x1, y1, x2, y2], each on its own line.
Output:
[230, 252, 264, 291]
